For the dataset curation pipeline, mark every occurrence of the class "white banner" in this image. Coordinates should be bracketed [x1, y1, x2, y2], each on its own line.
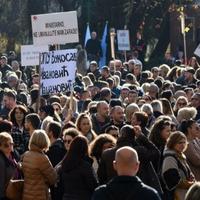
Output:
[31, 11, 79, 45]
[117, 30, 130, 51]
[40, 49, 77, 95]
[21, 45, 49, 66]
[194, 43, 200, 58]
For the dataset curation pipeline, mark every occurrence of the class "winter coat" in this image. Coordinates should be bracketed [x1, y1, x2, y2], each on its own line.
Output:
[161, 149, 194, 200]
[185, 138, 200, 181]
[46, 139, 66, 167]
[22, 145, 57, 200]
[61, 159, 98, 200]
[97, 134, 162, 194]
[0, 151, 15, 199]
[92, 176, 161, 200]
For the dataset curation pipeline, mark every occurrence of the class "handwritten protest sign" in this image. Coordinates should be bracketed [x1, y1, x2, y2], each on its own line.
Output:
[21, 45, 49, 66]
[40, 49, 77, 95]
[31, 11, 79, 45]
[117, 30, 130, 51]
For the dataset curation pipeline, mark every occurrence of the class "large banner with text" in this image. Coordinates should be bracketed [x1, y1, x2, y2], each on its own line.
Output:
[40, 49, 77, 95]
[31, 11, 79, 45]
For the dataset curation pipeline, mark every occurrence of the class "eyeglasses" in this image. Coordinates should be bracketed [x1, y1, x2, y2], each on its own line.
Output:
[63, 139, 72, 144]
[3, 142, 14, 148]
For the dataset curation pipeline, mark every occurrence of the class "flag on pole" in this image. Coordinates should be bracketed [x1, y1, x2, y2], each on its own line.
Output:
[99, 22, 108, 68]
[84, 23, 91, 47]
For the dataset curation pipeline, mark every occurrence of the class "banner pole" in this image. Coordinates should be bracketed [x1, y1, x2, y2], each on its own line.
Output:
[36, 53, 41, 114]
[124, 51, 127, 62]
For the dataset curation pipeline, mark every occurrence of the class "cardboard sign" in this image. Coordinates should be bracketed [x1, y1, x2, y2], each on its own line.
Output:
[21, 45, 49, 66]
[31, 11, 79, 45]
[40, 49, 77, 95]
[117, 30, 130, 51]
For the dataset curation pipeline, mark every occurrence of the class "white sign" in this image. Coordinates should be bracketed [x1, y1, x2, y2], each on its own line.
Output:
[40, 49, 77, 95]
[21, 45, 49, 66]
[194, 43, 200, 58]
[31, 11, 79, 45]
[117, 30, 130, 51]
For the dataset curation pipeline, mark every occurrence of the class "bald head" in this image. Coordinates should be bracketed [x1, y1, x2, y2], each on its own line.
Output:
[113, 146, 140, 176]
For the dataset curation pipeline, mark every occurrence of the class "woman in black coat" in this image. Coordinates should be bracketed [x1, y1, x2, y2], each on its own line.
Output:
[60, 135, 98, 200]
[0, 132, 16, 200]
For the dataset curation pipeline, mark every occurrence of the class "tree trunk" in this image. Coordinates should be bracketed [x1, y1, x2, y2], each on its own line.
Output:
[148, 12, 170, 66]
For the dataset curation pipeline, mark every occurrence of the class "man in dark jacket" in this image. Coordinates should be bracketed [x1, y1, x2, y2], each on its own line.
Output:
[85, 31, 102, 63]
[46, 121, 66, 200]
[97, 125, 162, 194]
[46, 121, 66, 167]
[91, 101, 110, 135]
[93, 146, 161, 200]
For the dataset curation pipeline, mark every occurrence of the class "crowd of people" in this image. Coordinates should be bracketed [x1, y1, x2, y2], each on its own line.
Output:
[0, 45, 200, 200]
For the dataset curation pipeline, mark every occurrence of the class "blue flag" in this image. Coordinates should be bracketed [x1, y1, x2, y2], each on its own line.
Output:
[84, 23, 91, 47]
[99, 22, 108, 68]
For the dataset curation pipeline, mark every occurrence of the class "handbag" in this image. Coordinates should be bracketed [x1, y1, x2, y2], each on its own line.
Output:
[6, 179, 24, 200]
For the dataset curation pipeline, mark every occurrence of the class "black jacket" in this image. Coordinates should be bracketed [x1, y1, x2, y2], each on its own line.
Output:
[91, 114, 110, 135]
[97, 134, 162, 194]
[46, 139, 66, 167]
[61, 159, 98, 200]
[0, 151, 15, 200]
[92, 176, 161, 200]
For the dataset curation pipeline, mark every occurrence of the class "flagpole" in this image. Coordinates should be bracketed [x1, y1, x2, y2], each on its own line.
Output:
[124, 51, 127, 62]
[110, 28, 116, 60]
[180, 7, 187, 64]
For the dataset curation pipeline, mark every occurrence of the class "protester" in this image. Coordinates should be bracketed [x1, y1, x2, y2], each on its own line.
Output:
[93, 146, 161, 200]
[85, 31, 102, 63]
[161, 131, 195, 200]
[0, 132, 16, 199]
[60, 135, 98, 200]
[2, 27, 200, 200]
[179, 119, 200, 181]
[76, 113, 97, 143]
[9, 105, 29, 155]
[22, 130, 57, 200]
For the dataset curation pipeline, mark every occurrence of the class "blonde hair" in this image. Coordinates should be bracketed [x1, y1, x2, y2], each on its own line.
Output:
[0, 132, 13, 147]
[177, 107, 197, 123]
[29, 130, 50, 151]
[159, 64, 170, 78]
[82, 76, 93, 87]
[141, 83, 150, 94]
